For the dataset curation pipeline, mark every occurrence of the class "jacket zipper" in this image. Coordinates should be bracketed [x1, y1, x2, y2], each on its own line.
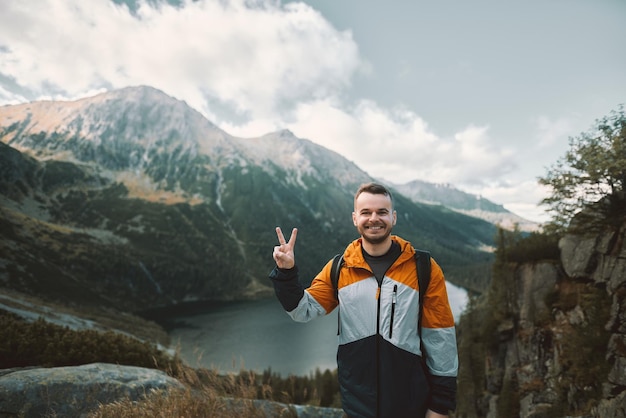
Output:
[376, 281, 381, 418]
[389, 284, 397, 339]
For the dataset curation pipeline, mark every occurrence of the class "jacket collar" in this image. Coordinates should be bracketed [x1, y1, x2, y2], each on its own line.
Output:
[343, 235, 415, 269]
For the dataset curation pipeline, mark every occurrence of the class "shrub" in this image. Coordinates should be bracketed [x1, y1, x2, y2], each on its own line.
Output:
[0, 310, 180, 372]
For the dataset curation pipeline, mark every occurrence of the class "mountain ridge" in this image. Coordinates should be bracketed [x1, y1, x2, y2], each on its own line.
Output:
[393, 179, 538, 232]
[2, 85, 535, 229]
[1, 86, 499, 311]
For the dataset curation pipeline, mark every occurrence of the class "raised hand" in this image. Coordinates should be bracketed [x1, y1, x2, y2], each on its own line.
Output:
[273, 227, 298, 269]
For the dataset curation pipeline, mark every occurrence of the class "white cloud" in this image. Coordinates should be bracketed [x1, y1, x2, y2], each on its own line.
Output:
[0, 84, 27, 105]
[463, 179, 552, 223]
[450, 125, 517, 184]
[279, 99, 517, 187]
[0, 0, 361, 118]
[0, 0, 562, 223]
[533, 115, 574, 148]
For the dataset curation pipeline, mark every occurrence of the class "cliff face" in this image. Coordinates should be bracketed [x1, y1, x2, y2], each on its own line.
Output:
[560, 225, 626, 417]
[456, 221, 626, 418]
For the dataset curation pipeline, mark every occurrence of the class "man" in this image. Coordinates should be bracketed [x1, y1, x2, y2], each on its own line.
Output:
[269, 182, 457, 418]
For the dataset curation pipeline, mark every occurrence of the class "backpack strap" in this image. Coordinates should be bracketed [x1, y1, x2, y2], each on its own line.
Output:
[331, 253, 344, 301]
[330, 253, 344, 335]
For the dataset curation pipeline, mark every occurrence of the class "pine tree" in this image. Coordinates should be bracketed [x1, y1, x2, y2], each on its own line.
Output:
[539, 105, 626, 233]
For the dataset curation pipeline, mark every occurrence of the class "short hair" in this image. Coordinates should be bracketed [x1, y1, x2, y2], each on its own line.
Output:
[354, 182, 393, 205]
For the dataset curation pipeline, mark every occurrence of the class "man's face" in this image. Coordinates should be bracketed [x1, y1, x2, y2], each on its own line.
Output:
[352, 192, 397, 245]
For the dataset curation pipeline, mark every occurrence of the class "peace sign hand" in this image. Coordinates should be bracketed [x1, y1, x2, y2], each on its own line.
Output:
[273, 227, 298, 269]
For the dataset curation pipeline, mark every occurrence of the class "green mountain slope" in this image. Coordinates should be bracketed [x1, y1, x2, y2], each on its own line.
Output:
[0, 87, 495, 312]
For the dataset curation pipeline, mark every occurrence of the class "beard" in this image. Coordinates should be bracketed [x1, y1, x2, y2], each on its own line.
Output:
[357, 224, 392, 245]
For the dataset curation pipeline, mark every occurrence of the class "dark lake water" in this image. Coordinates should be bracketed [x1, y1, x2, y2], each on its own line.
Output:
[164, 283, 467, 377]
[167, 298, 339, 376]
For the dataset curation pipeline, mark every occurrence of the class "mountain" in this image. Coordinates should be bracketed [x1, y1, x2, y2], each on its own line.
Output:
[393, 179, 538, 232]
[0, 86, 495, 312]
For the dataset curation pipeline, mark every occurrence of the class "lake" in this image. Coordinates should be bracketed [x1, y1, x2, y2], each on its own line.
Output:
[166, 282, 468, 377]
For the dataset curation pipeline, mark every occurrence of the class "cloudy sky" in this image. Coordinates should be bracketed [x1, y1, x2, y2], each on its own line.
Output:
[1, 0, 624, 223]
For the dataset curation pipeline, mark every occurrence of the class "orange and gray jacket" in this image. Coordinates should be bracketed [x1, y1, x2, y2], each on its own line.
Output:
[269, 236, 458, 418]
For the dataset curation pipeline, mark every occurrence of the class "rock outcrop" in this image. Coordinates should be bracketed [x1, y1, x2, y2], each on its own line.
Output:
[0, 362, 345, 418]
[0, 362, 184, 417]
[456, 220, 626, 418]
[560, 225, 626, 417]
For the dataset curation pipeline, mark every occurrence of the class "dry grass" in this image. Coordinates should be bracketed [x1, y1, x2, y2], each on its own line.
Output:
[0, 291, 340, 416]
[89, 364, 298, 418]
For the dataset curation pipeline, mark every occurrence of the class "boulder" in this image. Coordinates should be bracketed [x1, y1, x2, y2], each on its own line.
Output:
[223, 398, 345, 418]
[0, 362, 184, 417]
[559, 233, 598, 278]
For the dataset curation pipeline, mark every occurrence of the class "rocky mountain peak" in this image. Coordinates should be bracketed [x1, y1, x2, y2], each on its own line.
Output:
[2, 86, 226, 164]
[0, 87, 373, 194]
[0, 86, 505, 310]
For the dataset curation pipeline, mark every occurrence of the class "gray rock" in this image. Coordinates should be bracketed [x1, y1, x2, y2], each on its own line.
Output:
[223, 398, 345, 418]
[0, 362, 184, 417]
[469, 220, 626, 418]
[291, 404, 345, 418]
[559, 234, 598, 278]
[593, 390, 626, 418]
[516, 262, 559, 328]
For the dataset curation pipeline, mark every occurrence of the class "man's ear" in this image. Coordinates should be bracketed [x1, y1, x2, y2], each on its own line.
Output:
[352, 211, 357, 226]
[392, 210, 397, 225]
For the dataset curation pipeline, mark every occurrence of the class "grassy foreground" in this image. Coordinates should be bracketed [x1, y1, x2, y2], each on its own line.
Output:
[0, 308, 342, 416]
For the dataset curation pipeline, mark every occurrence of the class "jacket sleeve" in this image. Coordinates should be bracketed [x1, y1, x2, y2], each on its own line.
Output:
[427, 374, 457, 414]
[268, 266, 304, 312]
[421, 258, 458, 413]
[268, 264, 332, 322]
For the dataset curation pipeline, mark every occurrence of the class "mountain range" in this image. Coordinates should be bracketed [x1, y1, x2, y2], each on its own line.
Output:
[0, 86, 531, 312]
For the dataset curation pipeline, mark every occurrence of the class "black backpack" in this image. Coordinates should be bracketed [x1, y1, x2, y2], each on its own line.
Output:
[330, 249, 432, 337]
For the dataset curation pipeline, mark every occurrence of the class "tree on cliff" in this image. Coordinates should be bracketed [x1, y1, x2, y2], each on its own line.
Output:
[539, 105, 626, 233]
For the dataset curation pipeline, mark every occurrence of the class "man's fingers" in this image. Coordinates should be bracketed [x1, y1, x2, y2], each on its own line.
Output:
[276, 227, 298, 248]
[275, 227, 286, 245]
[272, 246, 282, 261]
[273, 227, 297, 269]
[287, 228, 298, 248]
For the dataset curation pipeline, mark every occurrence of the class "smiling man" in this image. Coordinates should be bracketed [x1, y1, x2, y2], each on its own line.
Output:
[270, 182, 458, 418]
